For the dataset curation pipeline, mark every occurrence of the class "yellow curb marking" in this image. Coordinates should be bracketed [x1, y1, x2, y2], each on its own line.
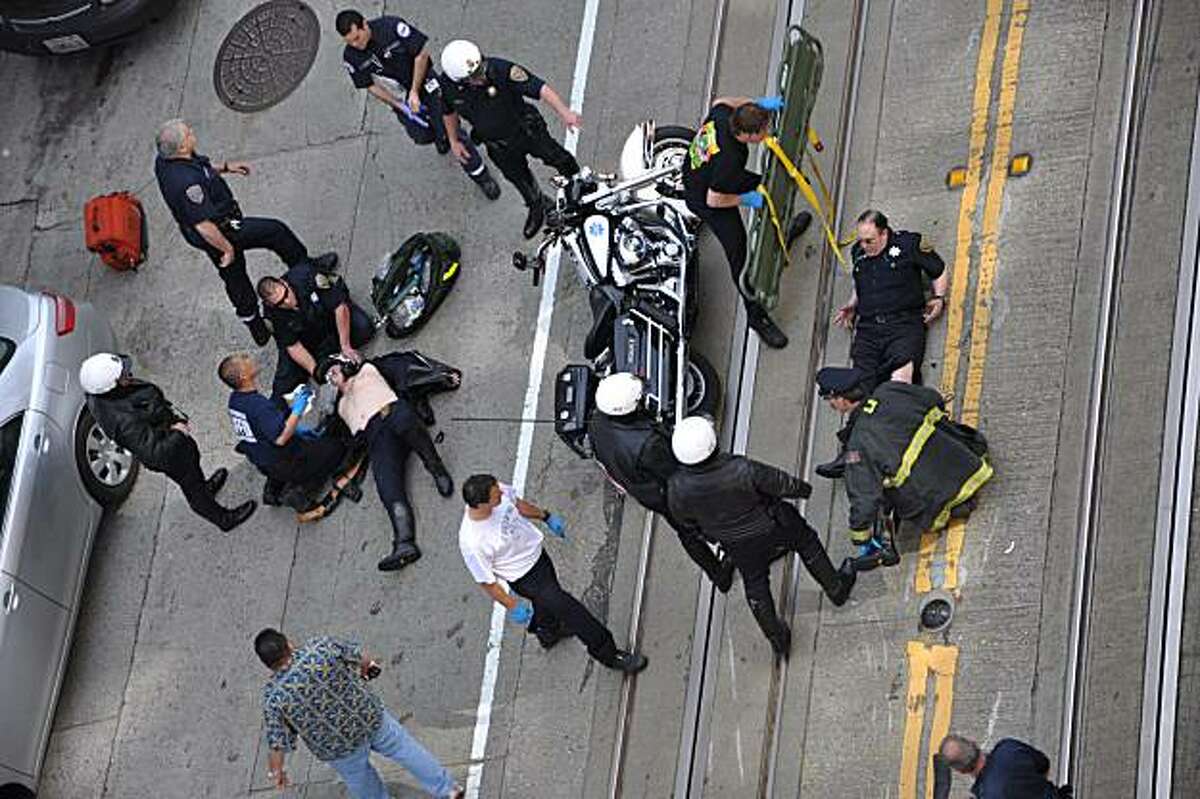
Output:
[899, 642, 960, 799]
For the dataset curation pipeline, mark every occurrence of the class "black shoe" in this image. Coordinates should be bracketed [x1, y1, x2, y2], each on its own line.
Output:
[607, 650, 648, 674]
[534, 622, 566, 650]
[310, 252, 339, 272]
[378, 541, 422, 572]
[768, 622, 792, 659]
[435, 137, 451, 155]
[205, 467, 228, 497]
[749, 313, 788, 349]
[339, 480, 363, 503]
[246, 317, 272, 347]
[262, 479, 285, 507]
[217, 500, 257, 532]
[431, 467, 454, 498]
[711, 557, 736, 594]
[786, 211, 813, 250]
[826, 558, 857, 607]
[475, 170, 501, 201]
[523, 196, 547, 240]
[815, 450, 847, 480]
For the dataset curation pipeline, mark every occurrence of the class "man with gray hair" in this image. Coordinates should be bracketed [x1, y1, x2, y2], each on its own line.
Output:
[154, 119, 337, 345]
[934, 734, 1072, 798]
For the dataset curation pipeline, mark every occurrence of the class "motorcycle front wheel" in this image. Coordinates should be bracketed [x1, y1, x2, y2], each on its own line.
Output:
[649, 125, 696, 200]
[684, 351, 721, 419]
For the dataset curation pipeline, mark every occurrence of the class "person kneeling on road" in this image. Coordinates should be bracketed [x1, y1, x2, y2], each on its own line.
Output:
[258, 261, 375, 403]
[458, 474, 648, 674]
[80, 353, 256, 531]
[588, 373, 735, 591]
[219, 353, 365, 514]
[318, 353, 454, 572]
[815, 366, 993, 572]
[666, 416, 855, 659]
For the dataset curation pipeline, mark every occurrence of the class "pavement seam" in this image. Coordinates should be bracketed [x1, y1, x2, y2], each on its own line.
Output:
[174, 2, 203, 117]
[99, 479, 170, 798]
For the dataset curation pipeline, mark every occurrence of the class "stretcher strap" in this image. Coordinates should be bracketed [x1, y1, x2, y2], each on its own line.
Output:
[757, 185, 791, 266]
[763, 135, 847, 267]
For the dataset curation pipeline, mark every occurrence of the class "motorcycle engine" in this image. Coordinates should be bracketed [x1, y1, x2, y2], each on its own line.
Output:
[614, 216, 682, 275]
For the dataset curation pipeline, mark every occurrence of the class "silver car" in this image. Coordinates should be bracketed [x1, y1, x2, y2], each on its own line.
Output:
[0, 285, 138, 795]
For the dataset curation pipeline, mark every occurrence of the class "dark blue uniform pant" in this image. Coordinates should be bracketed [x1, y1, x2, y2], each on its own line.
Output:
[850, 315, 927, 388]
[510, 551, 619, 665]
[363, 409, 444, 544]
[394, 103, 485, 178]
[481, 109, 579, 204]
[184, 216, 309, 322]
[270, 303, 375, 401]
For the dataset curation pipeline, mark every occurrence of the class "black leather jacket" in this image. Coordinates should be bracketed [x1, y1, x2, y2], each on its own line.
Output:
[587, 411, 677, 515]
[88, 380, 190, 472]
[667, 453, 811, 544]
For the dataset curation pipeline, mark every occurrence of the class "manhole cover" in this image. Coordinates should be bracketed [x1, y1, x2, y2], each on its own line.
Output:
[918, 591, 955, 633]
[213, 1, 320, 113]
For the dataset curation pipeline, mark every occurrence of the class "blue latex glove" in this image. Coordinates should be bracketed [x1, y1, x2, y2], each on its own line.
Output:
[508, 600, 533, 626]
[755, 95, 784, 111]
[740, 191, 764, 209]
[544, 513, 567, 538]
[289, 386, 312, 416]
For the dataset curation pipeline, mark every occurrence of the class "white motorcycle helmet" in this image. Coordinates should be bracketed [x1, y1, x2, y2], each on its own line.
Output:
[79, 352, 131, 395]
[595, 373, 644, 416]
[672, 416, 718, 465]
[441, 39, 483, 82]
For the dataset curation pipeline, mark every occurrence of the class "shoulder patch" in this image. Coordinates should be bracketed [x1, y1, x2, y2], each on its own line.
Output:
[314, 273, 332, 289]
[185, 184, 205, 204]
[919, 238, 935, 253]
[395, 20, 411, 38]
[509, 64, 529, 82]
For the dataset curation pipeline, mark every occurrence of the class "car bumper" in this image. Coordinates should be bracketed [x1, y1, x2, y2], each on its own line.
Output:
[0, 0, 180, 55]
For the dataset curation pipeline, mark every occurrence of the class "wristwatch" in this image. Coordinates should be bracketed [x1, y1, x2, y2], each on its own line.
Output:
[541, 509, 551, 521]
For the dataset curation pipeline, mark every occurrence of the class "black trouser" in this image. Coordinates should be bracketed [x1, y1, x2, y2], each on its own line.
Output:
[850, 314, 927, 388]
[159, 435, 228, 527]
[686, 203, 772, 321]
[183, 216, 309, 323]
[510, 551, 619, 664]
[722, 504, 835, 642]
[394, 98, 486, 179]
[481, 110, 579, 205]
[662, 514, 725, 580]
[266, 436, 351, 488]
[363, 409, 444, 542]
[269, 303, 376, 401]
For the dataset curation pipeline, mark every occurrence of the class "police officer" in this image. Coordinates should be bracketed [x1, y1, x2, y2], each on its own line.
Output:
[256, 263, 375, 402]
[683, 96, 791, 349]
[588, 373, 735, 591]
[218, 352, 364, 510]
[935, 735, 1072, 799]
[318, 353, 455, 572]
[666, 416, 855, 658]
[438, 39, 581, 239]
[815, 367, 992, 571]
[80, 353, 256, 531]
[818, 210, 948, 478]
[335, 10, 501, 200]
[154, 119, 338, 346]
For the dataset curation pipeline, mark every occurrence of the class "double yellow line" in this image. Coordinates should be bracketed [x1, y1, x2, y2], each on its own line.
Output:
[899, 2, 1029, 797]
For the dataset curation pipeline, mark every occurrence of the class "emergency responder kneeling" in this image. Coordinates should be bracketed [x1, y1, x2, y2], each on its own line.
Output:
[816, 367, 994, 571]
[589, 374, 735, 591]
[318, 354, 455, 572]
[666, 416, 855, 659]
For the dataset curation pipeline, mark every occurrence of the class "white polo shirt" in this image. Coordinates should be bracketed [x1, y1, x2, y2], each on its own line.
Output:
[458, 483, 544, 584]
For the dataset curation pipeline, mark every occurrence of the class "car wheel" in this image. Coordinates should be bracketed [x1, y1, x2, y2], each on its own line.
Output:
[0, 782, 36, 798]
[684, 351, 721, 419]
[75, 407, 139, 507]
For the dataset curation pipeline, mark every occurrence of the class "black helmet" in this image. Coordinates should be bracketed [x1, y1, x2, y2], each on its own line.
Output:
[315, 353, 362, 384]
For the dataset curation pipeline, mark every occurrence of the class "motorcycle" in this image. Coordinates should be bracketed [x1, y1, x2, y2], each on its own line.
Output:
[513, 122, 721, 457]
[370, 232, 462, 339]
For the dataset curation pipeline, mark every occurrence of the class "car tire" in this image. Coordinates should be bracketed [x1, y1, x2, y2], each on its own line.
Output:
[0, 782, 36, 798]
[684, 351, 721, 420]
[75, 406, 139, 508]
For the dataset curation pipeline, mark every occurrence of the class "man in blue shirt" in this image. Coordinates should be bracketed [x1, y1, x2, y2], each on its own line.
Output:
[936, 734, 1072, 798]
[336, 9, 500, 200]
[219, 353, 363, 510]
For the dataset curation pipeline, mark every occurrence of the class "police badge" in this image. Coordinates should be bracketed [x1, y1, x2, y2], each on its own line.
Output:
[186, 184, 205, 204]
[509, 64, 529, 82]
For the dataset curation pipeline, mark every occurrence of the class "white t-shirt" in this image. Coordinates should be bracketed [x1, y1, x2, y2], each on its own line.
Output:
[458, 483, 544, 584]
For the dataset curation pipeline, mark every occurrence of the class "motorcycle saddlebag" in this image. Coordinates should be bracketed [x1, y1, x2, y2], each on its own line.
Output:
[555, 365, 596, 458]
[84, 192, 146, 271]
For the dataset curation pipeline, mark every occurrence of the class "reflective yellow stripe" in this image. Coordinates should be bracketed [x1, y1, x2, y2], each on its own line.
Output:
[932, 458, 993, 530]
[762, 136, 848, 267]
[849, 527, 872, 544]
[883, 407, 946, 489]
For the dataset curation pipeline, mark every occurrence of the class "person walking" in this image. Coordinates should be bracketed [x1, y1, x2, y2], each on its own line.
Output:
[255, 628, 463, 798]
[934, 734, 1072, 798]
[458, 473, 647, 673]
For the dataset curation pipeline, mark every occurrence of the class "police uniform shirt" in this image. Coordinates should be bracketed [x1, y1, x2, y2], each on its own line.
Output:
[228, 390, 289, 471]
[850, 230, 945, 318]
[682, 103, 761, 208]
[439, 58, 545, 141]
[970, 739, 1057, 798]
[265, 263, 350, 351]
[342, 16, 428, 95]
[155, 153, 239, 234]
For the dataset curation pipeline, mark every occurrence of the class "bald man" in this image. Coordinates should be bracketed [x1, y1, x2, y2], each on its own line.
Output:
[154, 119, 338, 345]
[936, 734, 1071, 799]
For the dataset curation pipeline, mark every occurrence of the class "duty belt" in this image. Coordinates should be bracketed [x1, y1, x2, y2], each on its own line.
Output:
[859, 308, 923, 325]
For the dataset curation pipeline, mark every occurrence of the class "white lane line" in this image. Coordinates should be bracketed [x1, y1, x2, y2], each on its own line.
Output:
[465, 1, 601, 795]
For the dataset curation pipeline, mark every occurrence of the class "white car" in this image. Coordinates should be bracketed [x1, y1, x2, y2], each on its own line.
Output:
[0, 285, 138, 795]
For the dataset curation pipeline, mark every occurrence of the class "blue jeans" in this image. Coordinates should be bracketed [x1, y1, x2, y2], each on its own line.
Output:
[325, 710, 456, 798]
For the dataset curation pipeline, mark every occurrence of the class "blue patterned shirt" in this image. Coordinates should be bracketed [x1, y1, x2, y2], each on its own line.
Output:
[261, 636, 384, 762]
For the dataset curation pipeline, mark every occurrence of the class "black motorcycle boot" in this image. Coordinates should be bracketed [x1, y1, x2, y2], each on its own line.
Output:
[423, 459, 454, 498]
[748, 596, 792, 658]
[747, 305, 789, 349]
[205, 467, 228, 497]
[816, 426, 853, 480]
[607, 650, 649, 674]
[798, 538, 856, 607]
[472, 168, 502, 201]
[246, 316, 272, 347]
[378, 502, 422, 572]
[767, 621, 793, 659]
[514, 177, 548, 239]
[785, 210, 813, 250]
[310, 252, 339, 271]
[262, 478, 286, 507]
[218, 500, 257, 532]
